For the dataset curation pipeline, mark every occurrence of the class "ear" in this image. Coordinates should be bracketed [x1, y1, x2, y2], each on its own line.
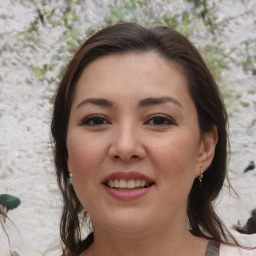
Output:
[195, 125, 218, 177]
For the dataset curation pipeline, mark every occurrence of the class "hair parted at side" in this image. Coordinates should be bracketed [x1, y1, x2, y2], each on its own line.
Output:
[51, 22, 233, 255]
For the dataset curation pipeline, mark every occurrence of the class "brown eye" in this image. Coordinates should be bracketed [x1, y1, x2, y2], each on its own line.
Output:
[145, 115, 175, 126]
[81, 115, 110, 126]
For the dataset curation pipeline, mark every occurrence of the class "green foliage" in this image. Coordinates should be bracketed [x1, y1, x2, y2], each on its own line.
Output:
[186, 0, 216, 34]
[163, 13, 179, 28]
[200, 44, 228, 81]
[0, 194, 21, 211]
[36, 6, 59, 25]
[187, 0, 205, 8]
[163, 12, 194, 37]
[86, 26, 97, 37]
[60, 28, 82, 53]
[122, 0, 145, 7]
[14, 0, 250, 120]
[21, 27, 40, 44]
[221, 82, 237, 116]
[104, 0, 195, 37]
[62, 11, 77, 29]
[251, 118, 256, 126]
[32, 65, 52, 80]
[0, 194, 21, 256]
[248, 89, 255, 95]
[240, 101, 249, 107]
[177, 12, 194, 37]
[11, 251, 20, 256]
[199, 44, 237, 115]
[65, 0, 81, 4]
[105, 6, 126, 24]
[243, 40, 256, 75]
[105, 0, 145, 24]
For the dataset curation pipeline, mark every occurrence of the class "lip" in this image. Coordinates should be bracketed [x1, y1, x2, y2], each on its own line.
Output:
[101, 171, 155, 201]
[101, 171, 154, 184]
[103, 184, 153, 200]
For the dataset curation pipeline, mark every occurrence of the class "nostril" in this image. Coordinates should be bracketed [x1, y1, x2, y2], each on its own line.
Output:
[113, 154, 138, 160]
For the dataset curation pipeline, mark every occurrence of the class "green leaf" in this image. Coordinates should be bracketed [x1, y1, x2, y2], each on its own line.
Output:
[0, 194, 21, 211]
[11, 251, 21, 256]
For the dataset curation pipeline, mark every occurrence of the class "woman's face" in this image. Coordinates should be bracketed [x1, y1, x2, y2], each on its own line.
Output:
[66, 52, 215, 236]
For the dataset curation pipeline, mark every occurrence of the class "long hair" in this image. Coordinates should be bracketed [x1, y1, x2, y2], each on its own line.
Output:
[51, 22, 233, 255]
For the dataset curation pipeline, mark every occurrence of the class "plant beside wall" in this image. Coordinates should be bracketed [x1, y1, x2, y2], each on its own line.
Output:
[0, 194, 21, 256]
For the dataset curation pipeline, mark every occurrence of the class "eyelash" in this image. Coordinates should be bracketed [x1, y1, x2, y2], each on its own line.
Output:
[80, 114, 175, 127]
[80, 115, 110, 126]
[145, 114, 176, 126]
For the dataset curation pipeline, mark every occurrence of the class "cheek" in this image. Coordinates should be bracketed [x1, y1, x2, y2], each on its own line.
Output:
[67, 137, 104, 194]
[67, 136, 104, 210]
[151, 133, 199, 182]
[67, 131, 105, 172]
[151, 139, 197, 210]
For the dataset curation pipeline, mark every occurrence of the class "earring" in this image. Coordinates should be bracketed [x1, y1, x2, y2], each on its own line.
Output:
[68, 172, 73, 185]
[199, 169, 204, 184]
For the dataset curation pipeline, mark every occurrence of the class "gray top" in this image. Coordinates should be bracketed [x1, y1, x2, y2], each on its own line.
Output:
[205, 240, 220, 256]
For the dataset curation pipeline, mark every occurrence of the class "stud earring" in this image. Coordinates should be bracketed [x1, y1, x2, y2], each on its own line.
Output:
[199, 169, 204, 184]
[68, 172, 73, 185]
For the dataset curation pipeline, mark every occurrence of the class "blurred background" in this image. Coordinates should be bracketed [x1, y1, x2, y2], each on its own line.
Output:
[0, 0, 255, 255]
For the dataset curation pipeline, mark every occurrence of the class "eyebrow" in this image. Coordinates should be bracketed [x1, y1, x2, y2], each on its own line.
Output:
[76, 96, 183, 110]
[76, 98, 113, 109]
[139, 96, 183, 109]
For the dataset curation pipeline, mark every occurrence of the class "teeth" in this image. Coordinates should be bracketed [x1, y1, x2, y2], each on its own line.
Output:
[109, 180, 114, 188]
[127, 180, 135, 188]
[119, 179, 127, 188]
[107, 179, 150, 189]
[113, 179, 119, 187]
[135, 179, 140, 187]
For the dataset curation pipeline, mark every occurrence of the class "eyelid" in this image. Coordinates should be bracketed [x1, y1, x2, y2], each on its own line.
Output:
[144, 114, 176, 126]
[79, 114, 176, 126]
[80, 114, 111, 126]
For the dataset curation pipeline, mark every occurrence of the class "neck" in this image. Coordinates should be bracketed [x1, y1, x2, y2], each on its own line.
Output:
[83, 220, 208, 256]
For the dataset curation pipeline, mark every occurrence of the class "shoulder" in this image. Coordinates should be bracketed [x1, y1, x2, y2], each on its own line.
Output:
[220, 233, 256, 256]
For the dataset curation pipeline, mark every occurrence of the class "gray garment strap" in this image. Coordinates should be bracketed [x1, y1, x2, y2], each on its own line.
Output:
[205, 240, 220, 256]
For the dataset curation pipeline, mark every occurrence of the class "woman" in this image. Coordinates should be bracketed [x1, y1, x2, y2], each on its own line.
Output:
[51, 22, 256, 256]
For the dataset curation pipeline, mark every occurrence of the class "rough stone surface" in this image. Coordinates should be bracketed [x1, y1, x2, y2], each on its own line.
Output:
[0, 0, 255, 255]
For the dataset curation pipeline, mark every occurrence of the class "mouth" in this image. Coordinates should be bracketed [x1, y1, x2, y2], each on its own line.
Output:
[104, 179, 155, 190]
[102, 172, 155, 199]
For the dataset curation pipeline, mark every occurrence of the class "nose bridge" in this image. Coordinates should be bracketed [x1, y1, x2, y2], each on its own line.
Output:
[110, 117, 144, 160]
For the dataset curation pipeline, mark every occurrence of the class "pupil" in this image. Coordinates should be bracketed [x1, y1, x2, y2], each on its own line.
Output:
[94, 117, 104, 125]
[154, 117, 164, 125]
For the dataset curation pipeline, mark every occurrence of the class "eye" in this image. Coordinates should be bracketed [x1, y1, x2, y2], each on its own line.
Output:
[145, 115, 175, 126]
[80, 115, 110, 126]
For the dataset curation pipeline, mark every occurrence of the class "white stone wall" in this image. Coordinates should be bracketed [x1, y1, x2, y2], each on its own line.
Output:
[0, 0, 255, 255]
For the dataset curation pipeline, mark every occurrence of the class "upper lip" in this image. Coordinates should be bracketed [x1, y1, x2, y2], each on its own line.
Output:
[101, 171, 155, 184]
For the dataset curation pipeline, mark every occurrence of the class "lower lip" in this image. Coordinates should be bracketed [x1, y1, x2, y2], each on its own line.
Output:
[103, 185, 153, 200]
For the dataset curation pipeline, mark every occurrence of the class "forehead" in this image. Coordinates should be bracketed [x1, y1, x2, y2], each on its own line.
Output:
[79, 52, 186, 82]
[72, 52, 193, 109]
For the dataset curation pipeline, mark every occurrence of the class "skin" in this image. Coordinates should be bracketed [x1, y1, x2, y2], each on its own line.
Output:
[66, 52, 218, 256]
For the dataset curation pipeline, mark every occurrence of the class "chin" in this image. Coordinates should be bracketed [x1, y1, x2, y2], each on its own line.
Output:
[95, 209, 154, 236]
[109, 223, 151, 238]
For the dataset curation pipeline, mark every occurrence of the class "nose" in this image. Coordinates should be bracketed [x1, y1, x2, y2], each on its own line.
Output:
[108, 122, 146, 161]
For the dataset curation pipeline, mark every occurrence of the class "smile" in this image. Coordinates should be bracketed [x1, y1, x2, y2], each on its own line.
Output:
[106, 179, 153, 189]
[102, 172, 155, 200]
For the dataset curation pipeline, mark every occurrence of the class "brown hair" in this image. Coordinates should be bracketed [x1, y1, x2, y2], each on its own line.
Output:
[51, 22, 233, 255]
